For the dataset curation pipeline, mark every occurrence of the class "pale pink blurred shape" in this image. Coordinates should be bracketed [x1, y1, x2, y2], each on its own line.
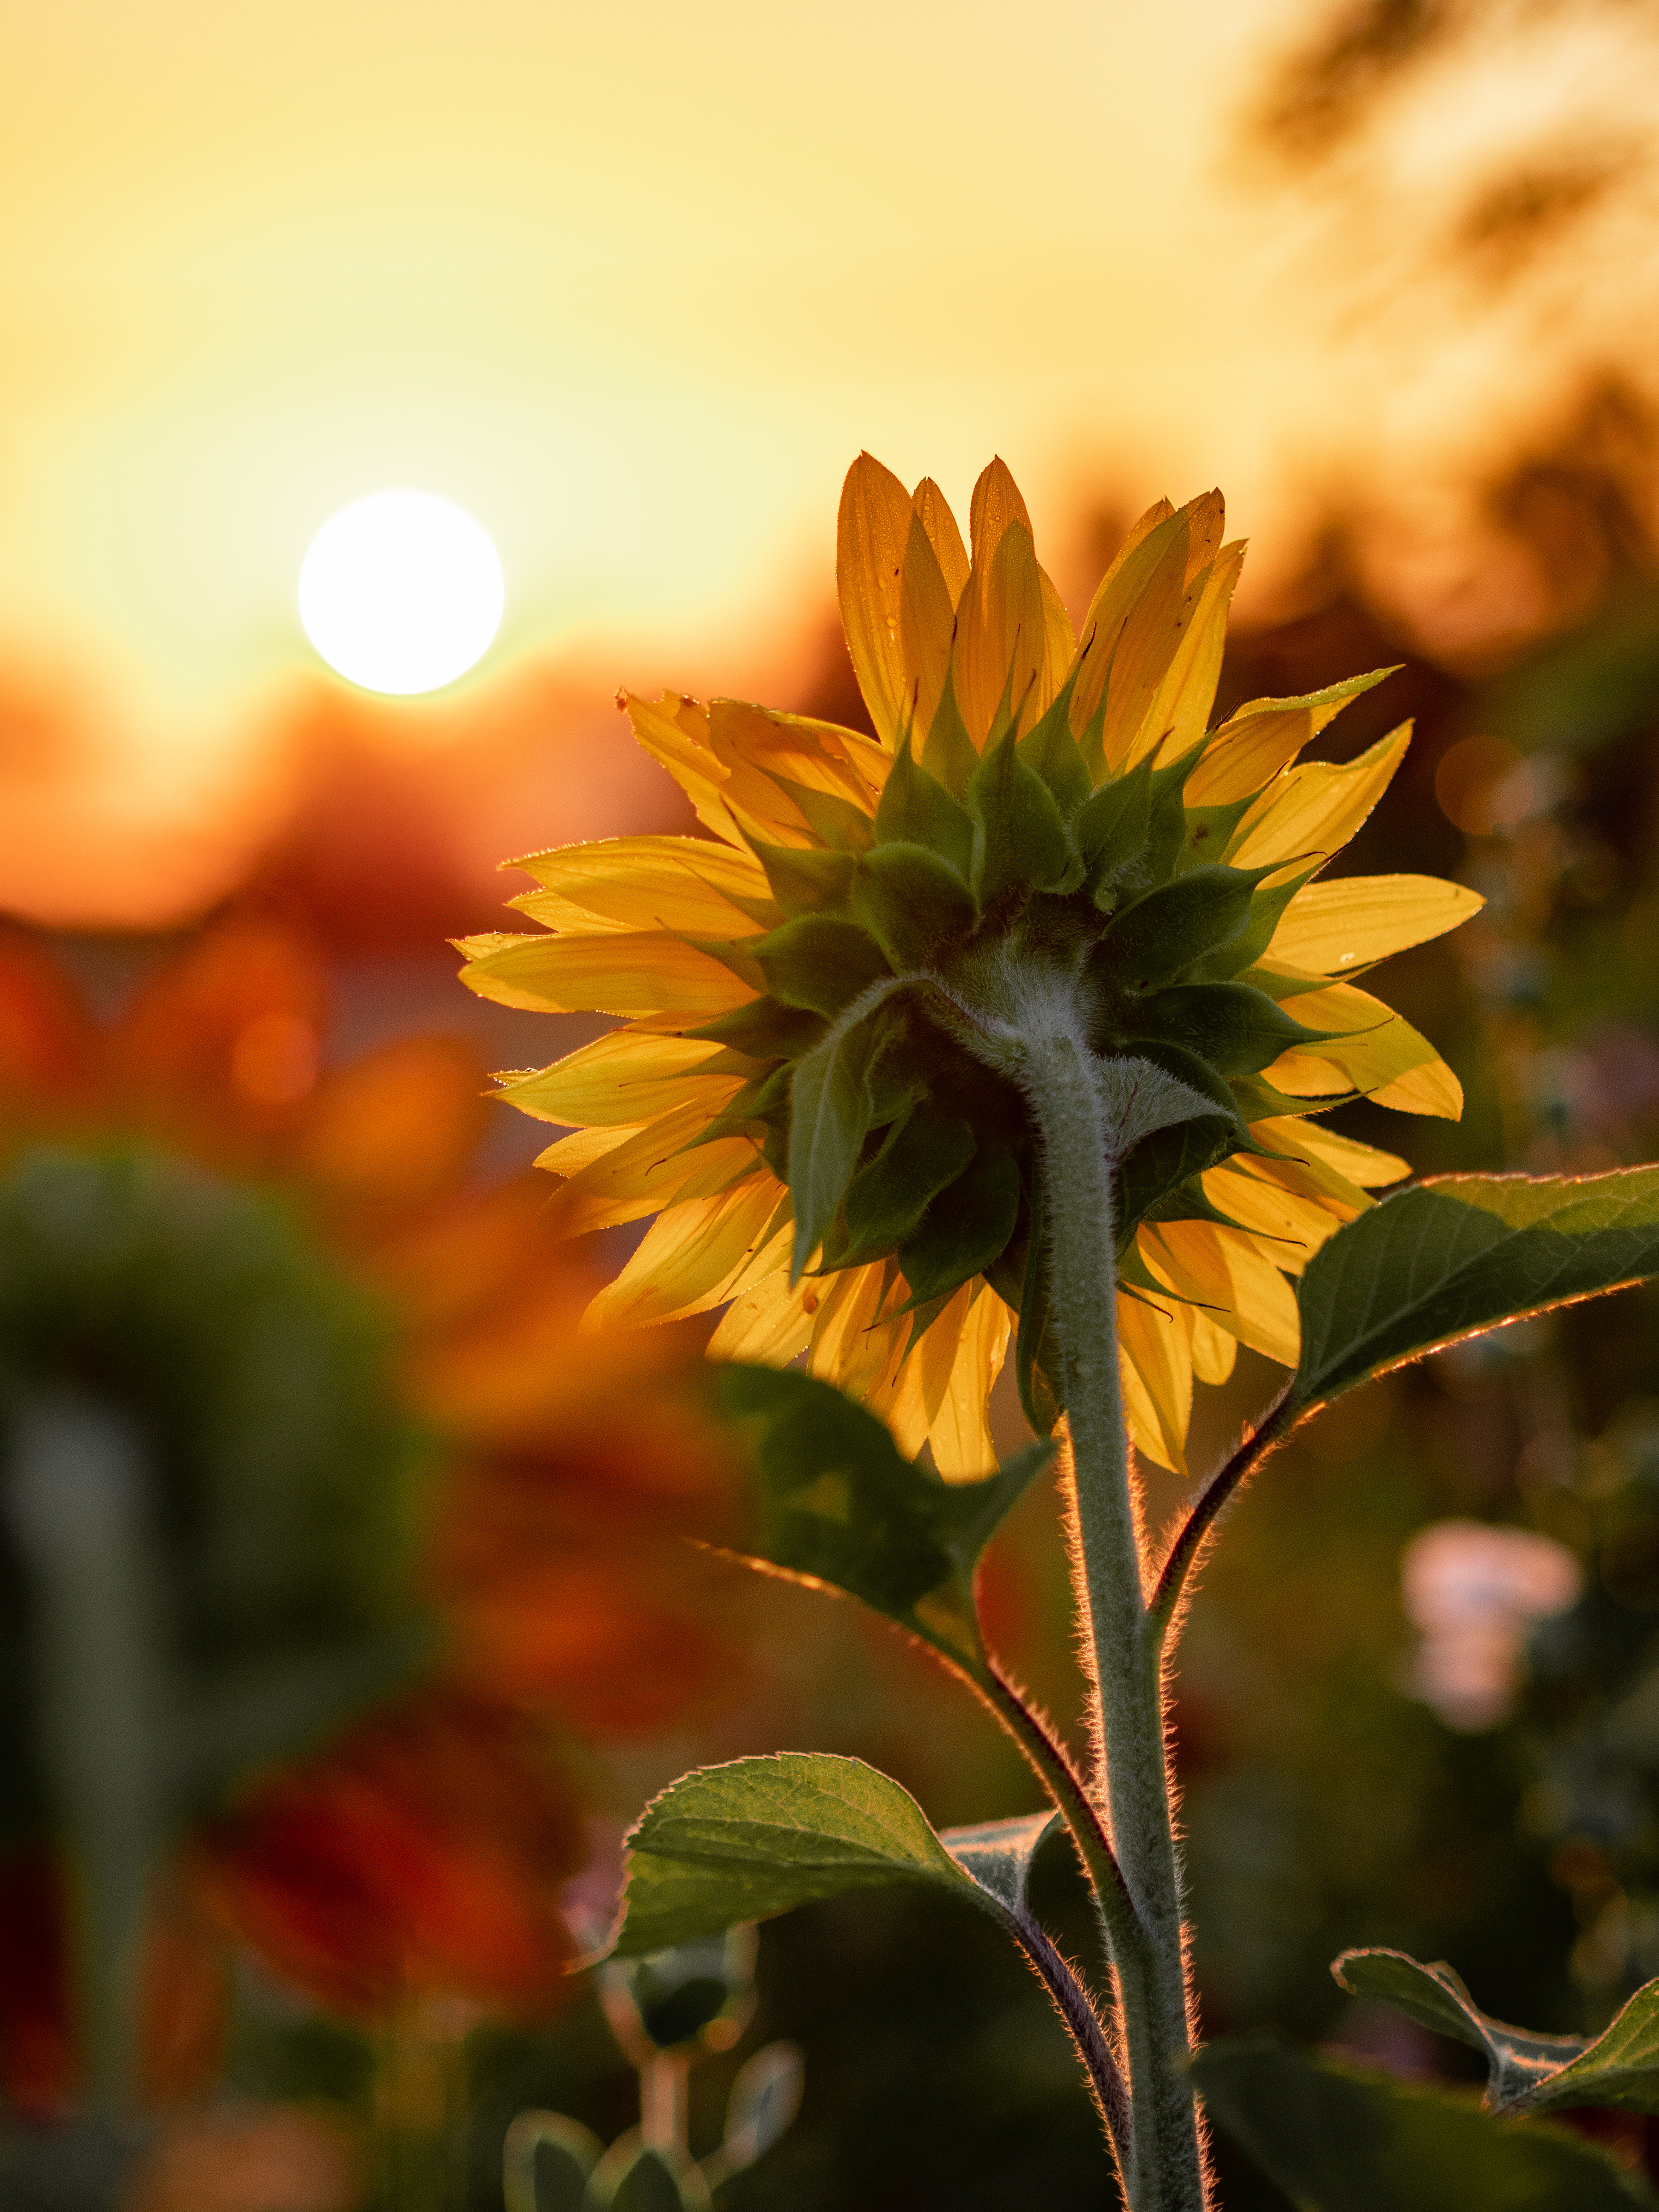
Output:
[1401, 1519, 1583, 1731]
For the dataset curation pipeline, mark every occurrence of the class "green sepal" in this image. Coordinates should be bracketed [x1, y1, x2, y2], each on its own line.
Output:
[770, 778, 875, 854]
[710, 1361, 1055, 1668]
[1075, 764, 1152, 896]
[1192, 866, 1317, 983]
[1175, 796, 1258, 874]
[1016, 675, 1091, 817]
[1228, 1072, 1356, 1121]
[1094, 863, 1268, 990]
[853, 843, 978, 969]
[755, 917, 892, 1018]
[749, 839, 856, 920]
[873, 736, 976, 877]
[787, 999, 902, 1279]
[1136, 739, 1209, 885]
[966, 725, 1071, 910]
[1122, 981, 1336, 1078]
[1242, 960, 1333, 1000]
[838, 1102, 978, 1266]
[680, 936, 767, 993]
[920, 668, 980, 796]
[687, 997, 828, 1062]
[896, 1146, 1022, 1308]
[1104, 1037, 1244, 1130]
[1193, 2034, 1647, 2212]
[682, 1063, 793, 1148]
[1113, 1113, 1241, 1251]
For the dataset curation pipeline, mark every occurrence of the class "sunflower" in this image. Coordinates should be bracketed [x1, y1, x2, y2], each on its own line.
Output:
[461, 455, 1480, 1475]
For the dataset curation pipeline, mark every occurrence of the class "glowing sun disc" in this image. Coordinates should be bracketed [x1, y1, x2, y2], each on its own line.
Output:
[298, 489, 505, 695]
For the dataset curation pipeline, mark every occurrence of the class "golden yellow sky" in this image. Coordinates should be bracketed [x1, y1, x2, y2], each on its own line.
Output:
[3, 0, 1653, 923]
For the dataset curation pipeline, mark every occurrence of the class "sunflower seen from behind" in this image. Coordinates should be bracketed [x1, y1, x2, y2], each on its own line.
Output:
[462, 455, 1481, 1476]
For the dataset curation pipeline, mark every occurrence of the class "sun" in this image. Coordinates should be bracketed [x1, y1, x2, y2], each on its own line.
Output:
[297, 489, 505, 696]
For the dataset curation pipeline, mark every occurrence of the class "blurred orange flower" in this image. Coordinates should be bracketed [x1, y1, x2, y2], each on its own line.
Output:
[0, 920, 744, 2079]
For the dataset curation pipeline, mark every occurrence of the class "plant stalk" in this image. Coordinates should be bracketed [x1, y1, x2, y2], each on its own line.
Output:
[1016, 1027, 1207, 2212]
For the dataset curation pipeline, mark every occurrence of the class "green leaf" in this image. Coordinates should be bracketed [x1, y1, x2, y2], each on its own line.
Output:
[1336, 1947, 1659, 2116]
[873, 736, 975, 877]
[787, 998, 901, 1279]
[584, 2136, 710, 2212]
[967, 725, 1071, 908]
[712, 1362, 1054, 1668]
[1286, 1167, 1659, 1423]
[609, 1752, 1019, 1956]
[853, 842, 978, 968]
[1193, 2034, 1648, 2212]
[504, 2114, 603, 2212]
[755, 916, 892, 1017]
[1332, 1950, 1585, 2110]
[939, 1810, 1062, 1917]
[1094, 864, 1265, 990]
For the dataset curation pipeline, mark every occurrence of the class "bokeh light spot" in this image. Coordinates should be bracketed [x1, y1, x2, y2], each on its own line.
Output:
[298, 491, 504, 696]
[1435, 733, 1535, 836]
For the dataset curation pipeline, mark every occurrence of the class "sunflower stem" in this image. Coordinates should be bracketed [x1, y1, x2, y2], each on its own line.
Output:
[1015, 1026, 1208, 2212]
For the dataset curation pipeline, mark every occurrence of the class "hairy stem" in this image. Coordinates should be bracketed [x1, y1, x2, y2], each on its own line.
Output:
[1016, 1027, 1207, 2212]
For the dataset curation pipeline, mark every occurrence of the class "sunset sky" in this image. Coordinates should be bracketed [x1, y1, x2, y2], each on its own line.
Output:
[3, 0, 1654, 925]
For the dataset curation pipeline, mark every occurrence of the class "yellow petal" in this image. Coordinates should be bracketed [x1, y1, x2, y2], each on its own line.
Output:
[1182, 488, 1226, 581]
[538, 1102, 760, 1229]
[968, 456, 1033, 565]
[929, 1285, 1013, 1481]
[1039, 565, 1076, 704]
[1266, 874, 1484, 975]
[1185, 670, 1392, 806]
[582, 1176, 787, 1329]
[460, 930, 758, 1018]
[1141, 1220, 1301, 1368]
[623, 692, 745, 847]
[1097, 515, 1193, 771]
[1202, 1159, 1345, 1271]
[911, 477, 969, 608]
[495, 1030, 739, 1128]
[509, 836, 778, 938]
[1190, 1308, 1237, 1387]
[1264, 981, 1461, 1117]
[1228, 722, 1412, 874]
[837, 453, 914, 748]
[1372, 1059, 1464, 1117]
[809, 1263, 905, 1399]
[707, 698, 888, 850]
[899, 508, 958, 743]
[1252, 1115, 1410, 1187]
[1139, 539, 1248, 770]
[1117, 1289, 1193, 1476]
[707, 1266, 816, 1366]
[953, 517, 1047, 748]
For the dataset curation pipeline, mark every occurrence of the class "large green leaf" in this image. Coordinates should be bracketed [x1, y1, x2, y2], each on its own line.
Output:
[606, 1752, 1049, 1957]
[1287, 1167, 1659, 1422]
[712, 1364, 1054, 1669]
[1336, 1947, 1659, 2116]
[1193, 2034, 1649, 2211]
